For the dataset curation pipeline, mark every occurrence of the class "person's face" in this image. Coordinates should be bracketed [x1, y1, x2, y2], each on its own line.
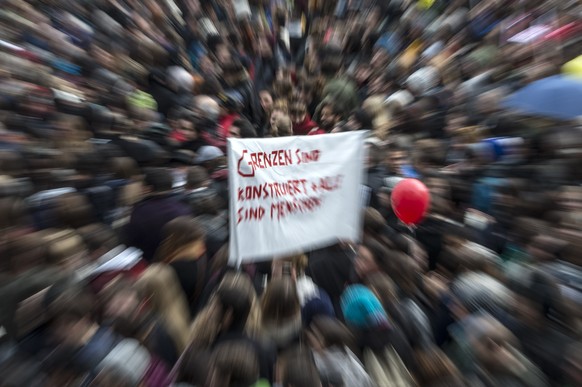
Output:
[200, 55, 214, 75]
[229, 125, 241, 138]
[512, 294, 541, 325]
[290, 104, 307, 124]
[216, 44, 231, 64]
[320, 106, 338, 130]
[388, 151, 407, 175]
[378, 191, 391, 209]
[270, 110, 283, 130]
[346, 115, 359, 131]
[355, 246, 379, 279]
[93, 45, 115, 70]
[177, 119, 197, 140]
[259, 91, 273, 113]
[371, 49, 389, 70]
[564, 346, 582, 386]
[105, 290, 140, 320]
[472, 329, 521, 373]
[258, 37, 272, 57]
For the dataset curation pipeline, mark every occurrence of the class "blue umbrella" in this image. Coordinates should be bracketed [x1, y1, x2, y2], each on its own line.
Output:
[502, 75, 582, 120]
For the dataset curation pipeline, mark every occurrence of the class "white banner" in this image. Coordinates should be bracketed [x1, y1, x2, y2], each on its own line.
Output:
[228, 132, 367, 264]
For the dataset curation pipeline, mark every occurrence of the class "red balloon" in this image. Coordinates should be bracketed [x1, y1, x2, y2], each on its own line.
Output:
[390, 179, 431, 225]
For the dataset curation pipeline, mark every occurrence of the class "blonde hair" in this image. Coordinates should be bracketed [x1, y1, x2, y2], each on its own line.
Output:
[135, 264, 191, 352]
[363, 95, 391, 140]
[275, 114, 293, 137]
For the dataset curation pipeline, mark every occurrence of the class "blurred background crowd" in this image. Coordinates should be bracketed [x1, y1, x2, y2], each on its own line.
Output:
[1, 0, 582, 386]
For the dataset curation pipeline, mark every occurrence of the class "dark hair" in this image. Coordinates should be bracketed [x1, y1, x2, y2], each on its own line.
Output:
[361, 237, 392, 273]
[110, 157, 139, 180]
[45, 280, 94, 324]
[233, 119, 257, 138]
[222, 60, 245, 75]
[144, 167, 173, 192]
[210, 341, 260, 386]
[77, 223, 119, 256]
[186, 166, 210, 189]
[155, 216, 206, 263]
[352, 108, 374, 130]
[320, 99, 341, 117]
[310, 316, 355, 349]
[261, 277, 300, 325]
[54, 193, 95, 229]
[367, 143, 383, 166]
[280, 347, 321, 387]
[168, 107, 193, 122]
[199, 76, 224, 96]
[177, 348, 211, 385]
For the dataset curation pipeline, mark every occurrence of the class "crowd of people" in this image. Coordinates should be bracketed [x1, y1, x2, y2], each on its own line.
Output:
[1, 0, 582, 386]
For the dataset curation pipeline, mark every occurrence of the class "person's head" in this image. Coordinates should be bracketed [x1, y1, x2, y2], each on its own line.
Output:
[273, 78, 294, 101]
[340, 284, 389, 330]
[207, 341, 260, 387]
[193, 95, 220, 127]
[257, 36, 273, 58]
[290, 100, 308, 125]
[415, 347, 464, 386]
[261, 277, 300, 322]
[306, 316, 355, 352]
[222, 60, 245, 87]
[509, 270, 561, 327]
[563, 341, 582, 386]
[168, 108, 197, 140]
[214, 41, 232, 64]
[347, 108, 374, 131]
[143, 167, 173, 194]
[299, 78, 317, 105]
[2, 232, 47, 274]
[190, 272, 259, 347]
[77, 223, 119, 262]
[231, 118, 256, 138]
[194, 146, 225, 169]
[186, 166, 210, 190]
[99, 277, 143, 330]
[269, 108, 285, 135]
[386, 147, 409, 175]
[54, 193, 95, 229]
[461, 314, 525, 374]
[110, 157, 140, 180]
[364, 272, 399, 311]
[45, 281, 95, 346]
[354, 238, 390, 280]
[274, 114, 293, 137]
[277, 347, 322, 387]
[365, 141, 382, 170]
[176, 348, 211, 386]
[259, 89, 274, 114]
[0, 197, 27, 231]
[319, 101, 340, 131]
[43, 229, 88, 272]
[155, 216, 206, 263]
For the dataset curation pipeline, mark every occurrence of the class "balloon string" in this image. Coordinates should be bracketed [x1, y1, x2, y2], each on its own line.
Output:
[407, 224, 417, 238]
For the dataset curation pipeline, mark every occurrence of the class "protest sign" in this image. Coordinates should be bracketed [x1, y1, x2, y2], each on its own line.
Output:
[228, 132, 367, 265]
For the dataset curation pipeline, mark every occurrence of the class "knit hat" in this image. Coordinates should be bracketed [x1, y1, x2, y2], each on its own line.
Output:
[302, 291, 335, 327]
[194, 146, 224, 164]
[341, 285, 389, 329]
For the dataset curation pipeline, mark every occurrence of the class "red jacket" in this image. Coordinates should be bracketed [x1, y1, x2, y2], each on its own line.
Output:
[307, 128, 326, 136]
[293, 114, 318, 135]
